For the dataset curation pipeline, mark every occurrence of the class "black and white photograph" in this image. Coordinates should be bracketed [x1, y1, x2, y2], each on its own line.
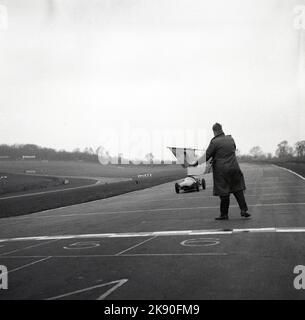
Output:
[0, 0, 305, 305]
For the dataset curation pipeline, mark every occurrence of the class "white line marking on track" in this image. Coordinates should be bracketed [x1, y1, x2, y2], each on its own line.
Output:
[181, 238, 220, 247]
[275, 227, 305, 233]
[121, 253, 227, 257]
[0, 239, 59, 256]
[3, 226, 305, 243]
[0, 230, 229, 242]
[0, 180, 99, 201]
[63, 242, 100, 250]
[115, 236, 156, 256]
[233, 228, 276, 233]
[251, 202, 305, 207]
[5, 257, 52, 274]
[97, 279, 128, 300]
[46, 279, 128, 300]
[272, 164, 305, 182]
[1, 253, 228, 259]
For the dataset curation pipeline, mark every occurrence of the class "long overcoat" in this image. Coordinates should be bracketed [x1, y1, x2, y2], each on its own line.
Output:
[199, 133, 246, 196]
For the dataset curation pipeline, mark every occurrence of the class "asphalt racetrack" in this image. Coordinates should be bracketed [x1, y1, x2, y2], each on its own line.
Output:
[1, 163, 305, 300]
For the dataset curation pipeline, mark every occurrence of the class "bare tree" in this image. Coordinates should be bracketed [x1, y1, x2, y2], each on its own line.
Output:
[249, 146, 264, 159]
[275, 141, 293, 159]
[145, 152, 154, 164]
[295, 140, 305, 159]
[83, 147, 94, 155]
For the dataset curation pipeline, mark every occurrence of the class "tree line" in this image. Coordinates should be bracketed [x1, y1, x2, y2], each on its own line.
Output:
[0, 140, 304, 163]
[240, 140, 305, 162]
[0, 144, 98, 162]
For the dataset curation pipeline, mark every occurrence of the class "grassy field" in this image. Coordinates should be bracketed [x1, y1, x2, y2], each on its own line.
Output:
[0, 160, 183, 179]
[0, 160, 186, 217]
[0, 172, 96, 197]
[0, 172, 64, 195]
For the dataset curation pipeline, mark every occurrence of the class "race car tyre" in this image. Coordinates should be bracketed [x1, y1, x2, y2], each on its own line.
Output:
[196, 182, 200, 192]
[175, 183, 180, 194]
[202, 179, 206, 190]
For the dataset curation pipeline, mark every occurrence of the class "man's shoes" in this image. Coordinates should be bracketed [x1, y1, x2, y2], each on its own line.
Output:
[241, 211, 251, 218]
[215, 215, 228, 220]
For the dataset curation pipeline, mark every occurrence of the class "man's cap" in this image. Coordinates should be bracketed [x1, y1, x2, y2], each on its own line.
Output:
[212, 123, 222, 132]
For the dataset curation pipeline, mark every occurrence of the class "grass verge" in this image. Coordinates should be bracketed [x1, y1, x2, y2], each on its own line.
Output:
[0, 170, 185, 218]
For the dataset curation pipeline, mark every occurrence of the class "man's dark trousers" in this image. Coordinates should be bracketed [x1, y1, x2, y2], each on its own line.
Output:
[220, 190, 248, 216]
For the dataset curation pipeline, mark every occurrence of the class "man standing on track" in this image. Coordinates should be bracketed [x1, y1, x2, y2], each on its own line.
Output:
[190, 123, 251, 220]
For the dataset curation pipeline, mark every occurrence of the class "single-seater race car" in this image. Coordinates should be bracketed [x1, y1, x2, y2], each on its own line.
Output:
[175, 175, 206, 194]
[167, 146, 212, 194]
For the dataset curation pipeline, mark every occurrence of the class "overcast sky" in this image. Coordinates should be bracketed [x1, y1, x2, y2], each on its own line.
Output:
[0, 0, 304, 159]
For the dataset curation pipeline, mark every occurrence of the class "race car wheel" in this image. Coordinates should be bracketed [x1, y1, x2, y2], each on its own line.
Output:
[175, 183, 180, 194]
[196, 182, 200, 192]
[202, 179, 206, 190]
